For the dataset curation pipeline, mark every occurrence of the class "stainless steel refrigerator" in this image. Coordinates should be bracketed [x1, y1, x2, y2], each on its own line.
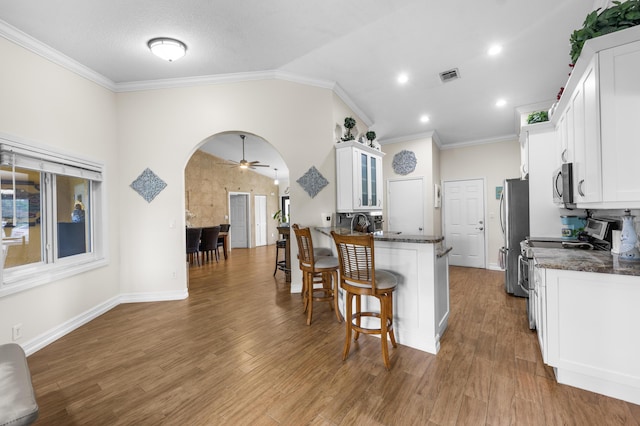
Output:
[499, 178, 529, 297]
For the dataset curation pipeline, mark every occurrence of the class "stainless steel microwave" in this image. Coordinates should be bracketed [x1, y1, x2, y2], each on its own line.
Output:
[552, 163, 574, 208]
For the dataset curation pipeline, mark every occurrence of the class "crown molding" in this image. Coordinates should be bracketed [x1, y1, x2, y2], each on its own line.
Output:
[379, 130, 437, 146]
[439, 133, 518, 150]
[0, 19, 116, 91]
[0, 18, 373, 127]
[331, 82, 373, 128]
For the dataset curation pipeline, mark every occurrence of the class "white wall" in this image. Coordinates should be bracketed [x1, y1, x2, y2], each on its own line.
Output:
[381, 134, 439, 235]
[440, 139, 520, 269]
[0, 37, 121, 348]
[0, 35, 368, 348]
[116, 80, 343, 295]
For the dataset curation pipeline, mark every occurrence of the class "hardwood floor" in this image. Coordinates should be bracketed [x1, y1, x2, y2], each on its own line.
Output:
[28, 245, 640, 425]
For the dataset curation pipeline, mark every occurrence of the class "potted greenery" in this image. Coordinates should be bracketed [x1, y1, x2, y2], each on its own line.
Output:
[273, 209, 288, 225]
[341, 117, 356, 141]
[570, 1, 640, 65]
[365, 130, 377, 147]
[526, 111, 549, 124]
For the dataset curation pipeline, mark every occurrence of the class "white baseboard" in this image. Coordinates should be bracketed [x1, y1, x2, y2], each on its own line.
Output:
[22, 290, 188, 356]
[119, 289, 188, 303]
[487, 263, 504, 271]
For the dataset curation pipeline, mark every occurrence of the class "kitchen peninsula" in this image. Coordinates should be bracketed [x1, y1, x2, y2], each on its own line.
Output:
[315, 227, 451, 355]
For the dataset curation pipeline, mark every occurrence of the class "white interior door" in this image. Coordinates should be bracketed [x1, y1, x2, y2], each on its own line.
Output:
[254, 195, 267, 247]
[387, 178, 424, 234]
[443, 179, 485, 268]
[229, 193, 250, 248]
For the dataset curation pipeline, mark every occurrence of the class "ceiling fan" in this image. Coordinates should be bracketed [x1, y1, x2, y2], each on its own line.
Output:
[225, 134, 270, 169]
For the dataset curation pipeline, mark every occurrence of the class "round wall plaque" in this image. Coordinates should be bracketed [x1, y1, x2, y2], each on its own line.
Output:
[392, 150, 417, 175]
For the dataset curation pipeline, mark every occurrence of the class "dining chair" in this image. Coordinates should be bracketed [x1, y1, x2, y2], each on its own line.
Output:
[199, 226, 221, 263]
[293, 224, 341, 325]
[186, 227, 203, 266]
[331, 231, 398, 370]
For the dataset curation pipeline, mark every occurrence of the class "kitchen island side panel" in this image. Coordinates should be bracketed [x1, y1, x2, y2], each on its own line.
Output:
[374, 240, 449, 354]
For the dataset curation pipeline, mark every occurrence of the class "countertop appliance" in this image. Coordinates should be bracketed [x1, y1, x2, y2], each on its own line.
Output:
[499, 178, 529, 298]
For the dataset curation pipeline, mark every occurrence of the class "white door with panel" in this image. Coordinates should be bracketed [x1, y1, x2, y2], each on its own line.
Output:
[229, 193, 250, 248]
[254, 195, 267, 247]
[443, 179, 485, 268]
[387, 178, 424, 235]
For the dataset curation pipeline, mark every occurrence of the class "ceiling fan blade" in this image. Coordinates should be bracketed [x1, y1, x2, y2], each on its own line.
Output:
[251, 164, 270, 167]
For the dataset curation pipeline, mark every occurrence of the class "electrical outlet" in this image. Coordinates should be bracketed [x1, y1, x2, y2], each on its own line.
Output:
[12, 323, 22, 341]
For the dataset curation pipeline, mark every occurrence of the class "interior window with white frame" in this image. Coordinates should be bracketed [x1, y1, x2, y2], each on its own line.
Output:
[0, 134, 106, 296]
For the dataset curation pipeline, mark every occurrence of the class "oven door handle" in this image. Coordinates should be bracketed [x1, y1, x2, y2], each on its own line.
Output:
[517, 255, 532, 293]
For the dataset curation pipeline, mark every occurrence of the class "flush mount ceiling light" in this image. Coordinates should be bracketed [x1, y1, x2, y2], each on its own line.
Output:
[495, 98, 507, 107]
[488, 44, 503, 56]
[420, 115, 430, 123]
[397, 73, 409, 85]
[147, 37, 187, 62]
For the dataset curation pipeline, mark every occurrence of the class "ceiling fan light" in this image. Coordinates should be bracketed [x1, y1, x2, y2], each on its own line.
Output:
[148, 37, 187, 62]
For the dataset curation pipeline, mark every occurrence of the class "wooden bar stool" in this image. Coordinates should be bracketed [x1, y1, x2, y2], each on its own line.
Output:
[273, 239, 288, 276]
[293, 224, 341, 325]
[331, 231, 398, 370]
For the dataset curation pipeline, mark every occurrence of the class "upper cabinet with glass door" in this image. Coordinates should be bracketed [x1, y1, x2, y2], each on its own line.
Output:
[335, 141, 384, 212]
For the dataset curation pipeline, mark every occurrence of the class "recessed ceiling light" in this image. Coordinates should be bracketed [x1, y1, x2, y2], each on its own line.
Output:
[397, 73, 409, 85]
[420, 115, 430, 123]
[495, 99, 507, 107]
[148, 37, 187, 62]
[488, 44, 503, 56]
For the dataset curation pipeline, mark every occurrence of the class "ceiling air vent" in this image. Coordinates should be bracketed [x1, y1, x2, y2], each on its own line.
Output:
[439, 68, 460, 83]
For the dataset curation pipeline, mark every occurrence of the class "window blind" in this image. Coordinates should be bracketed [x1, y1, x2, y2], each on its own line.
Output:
[0, 144, 103, 181]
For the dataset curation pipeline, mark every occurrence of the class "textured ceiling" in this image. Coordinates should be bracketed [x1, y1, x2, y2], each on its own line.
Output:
[0, 0, 600, 178]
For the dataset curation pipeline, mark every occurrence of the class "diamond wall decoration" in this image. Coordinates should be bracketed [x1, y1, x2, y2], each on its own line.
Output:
[130, 168, 167, 203]
[296, 166, 329, 198]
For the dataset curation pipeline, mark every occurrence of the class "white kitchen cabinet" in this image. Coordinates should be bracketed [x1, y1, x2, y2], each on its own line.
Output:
[600, 39, 640, 204]
[543, 267, 640, 405]
[571, 56, 602, 203]
[519, 130, 528, 179]
[335, 141, 384, 212]
[552, 26, 640, 209]
[532, 260, 547, 363]
[522, 121, 571, 238]
[556, 109, 571, 165]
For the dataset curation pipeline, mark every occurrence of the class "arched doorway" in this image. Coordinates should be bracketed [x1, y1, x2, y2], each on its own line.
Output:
[184, 131, 289, 254]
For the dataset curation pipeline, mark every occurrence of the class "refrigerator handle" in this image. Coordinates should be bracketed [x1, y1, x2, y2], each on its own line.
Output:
[499, 190, 505, 236]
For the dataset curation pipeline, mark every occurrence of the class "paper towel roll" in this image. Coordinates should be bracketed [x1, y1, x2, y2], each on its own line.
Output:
[611, 230, 622, 254]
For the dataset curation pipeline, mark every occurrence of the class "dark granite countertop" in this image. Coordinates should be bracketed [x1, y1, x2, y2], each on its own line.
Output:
[532, 247, 640, 277]
[315, 226, 445, 244]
